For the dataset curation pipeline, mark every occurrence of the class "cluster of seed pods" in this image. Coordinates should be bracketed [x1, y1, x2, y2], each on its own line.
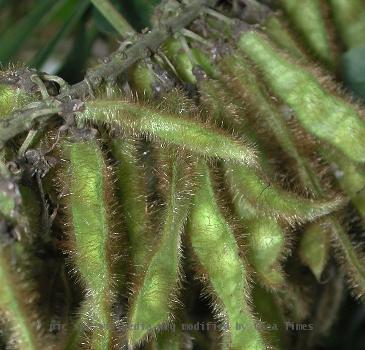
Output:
[1, 0, 365, 349]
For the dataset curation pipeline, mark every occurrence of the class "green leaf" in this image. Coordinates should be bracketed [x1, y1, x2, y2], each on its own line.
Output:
[94, 0, 160, 32]
[0, 0, 65, 63]
[341, 46, 365, 100]
[29, 0, 90, 69]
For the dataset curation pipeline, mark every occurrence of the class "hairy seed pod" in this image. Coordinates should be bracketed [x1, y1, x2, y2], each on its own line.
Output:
[230, 37, 365, 298]
[329, 217, 365, 300]
[78, 96, 257, 166]
[280, 0, 334, 66]
[188, 161, 266, 350]
[190, 47, 219, 79]
[0, 77, 35, 118]
[329, 0, 365, 49]
[127, 149, 196, 347]
[151, 327, 190, 350]
[324, 149, 365, 219]
[238, 31, 365, 163]
[224, 162, 342, 225]
[198, 78, 287, 288]
[128, 62, 156, 98]
[252, 283, 287, 349]
[246, 218, 286, 288]
[299, 220, 331, 281]
[162, 37, 196, 84]
[264, 16, 306, 60]
[61, 139, 118, 349]
[219, 55, 319, 188]
[111, 139, 151, 271]
[0, 244, 51, 350]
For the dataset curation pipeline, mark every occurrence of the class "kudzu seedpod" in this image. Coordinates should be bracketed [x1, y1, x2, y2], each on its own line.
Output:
[198, 79, 287, 288]
[246, 219, 286, 288]
[77, 95, 257, 166]
[0, 244, 50, 350]
[190, 47, 219, 79]
[127, 150, 196, 347]
[280, 0, 335, 66]
[238, 31, 365, 163]
[128, 62, 155, 98]
[224, 162, 342, 225]
[264, 16, 305, 60]
[329, 0, 365, 49]
[329, 217, 365, 300]
[0, 70, 36, 117]
[299, 220, 331, 281]
[188, 161, 266, 350]
[252, 284, 287, 349]
[111, 139, 152, 271]
[151, 328, 189, 350]
[60, 138, 118, 349]
[162, 37, 196, 84]
[219, 55, 319, 188]
[324, 149, 365, 219]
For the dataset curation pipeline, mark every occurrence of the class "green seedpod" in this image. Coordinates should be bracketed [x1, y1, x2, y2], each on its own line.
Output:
[78, 95, 258, 166]
[325, 149, 365, 219]
[198, 78, 288, 288]
[18, 185, 41, 242]
[329, 217, 365, 300]
[280, 0, 335, 66]
[252, 284, 287, 349]
[299, 220, 331, 281]
[0, 244, 51, 350]
[162, 37, 196, 84]
[190, 47, 219, 79]
[329, 0, 365, 49]
[128, 62, 155, 98]
[111, 138, 152, 271]
[199, 78, 288, 288]
[224, 162, 342, 225]
[238, 31, 365, 163]
[0, 80, 35, 118]
[219, 55, 319, 188]
[246, 219, 286, 288]
[127, 149, 196, 347]
[188, 161, 267, 350]
[264, 16, 306, 60]
[60, 138, 118, 349]
[149, 327, 190, 350]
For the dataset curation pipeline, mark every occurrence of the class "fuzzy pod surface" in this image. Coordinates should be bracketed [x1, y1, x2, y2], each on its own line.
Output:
[162, 37, 197, 84]
[111, 138, 151, 271]
[77, 97, 257, 166]
[188, 161, 266, 350]
[238, 32, 365, 164]
[0, 245, 50, 350]
[61, 138, 117, 349]
[0, 82, 35, 118]
[280, 0, 334, 66]
[299, 220, 331, 281]
[224, 162, 342, 225]
[127, 149, 196, 347]
[329, 0, 365, 49]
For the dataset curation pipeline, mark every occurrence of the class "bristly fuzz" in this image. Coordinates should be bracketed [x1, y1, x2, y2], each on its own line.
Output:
[76, 91, 258, 167]
[127, 148, 197, 347]
[58, 138, 120, 349]
[238, 31, 365, 164]
[187, 160, 267, 350]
